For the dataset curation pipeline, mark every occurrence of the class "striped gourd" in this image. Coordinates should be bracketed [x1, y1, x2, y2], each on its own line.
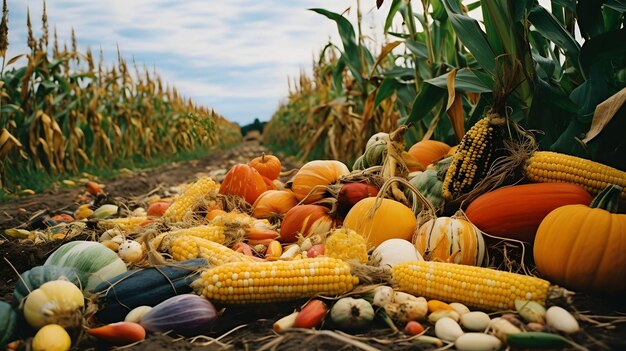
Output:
[442, 114, 505, 201]
[524, 151, 626, 200]
[164, 177, 219, 221]
[152, 224, 226, 252]
[192, 257, 358, 304]
[391, 261, 550, 311]
[170, 235, 253, 265]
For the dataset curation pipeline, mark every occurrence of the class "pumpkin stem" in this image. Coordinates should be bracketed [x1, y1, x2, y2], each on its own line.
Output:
[261, 152, 266, 162]
[590, 184, 622, 212]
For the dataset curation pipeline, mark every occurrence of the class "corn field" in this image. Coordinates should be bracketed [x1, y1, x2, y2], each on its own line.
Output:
[264, 1, 626, 172]
[0, 1, 241, 191]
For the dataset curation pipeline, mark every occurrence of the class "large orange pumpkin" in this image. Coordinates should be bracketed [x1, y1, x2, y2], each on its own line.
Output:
[465, 183, 592, 242]
[407, 140, 451, 167]
[343, 197, 417, 247]
[218, 164, 267, 204]
[249, 153, 282, 180]
[534, 184, 626, 294]
[413, 212, 486, 266]
[280, 205, 337, 243]
[290, 160, 350, 203]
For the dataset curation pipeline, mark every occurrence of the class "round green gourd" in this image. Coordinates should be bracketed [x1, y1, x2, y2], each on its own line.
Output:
[409, 169, 444, 209]
[44, 241, 127, 292]
[12, 265, 82, 306]
[0, 301, 18, 348]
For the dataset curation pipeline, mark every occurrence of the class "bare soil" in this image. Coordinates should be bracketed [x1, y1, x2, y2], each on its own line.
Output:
[1, 141, 625, 351]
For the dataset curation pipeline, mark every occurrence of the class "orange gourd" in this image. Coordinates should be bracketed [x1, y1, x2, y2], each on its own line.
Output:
[413, 212, 486, 266]
[407, 140, 451, 167]
[336, 182, 379, 217]
[249, 153, 282, 180]
[291, 160, 350, 203]
[252, 190, 299, 219]
[465, 183, 592, 242]
[218, 164, 267, 204]
[343, 197, 416, 247]
[534, 184, 626, 294]
[280, 205, 337, 243]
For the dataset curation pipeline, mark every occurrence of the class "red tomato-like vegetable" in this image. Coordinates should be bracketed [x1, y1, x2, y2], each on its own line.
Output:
[307, 244, 325, 258]
[404, 321, 425, 335]
[146, 201, 170, 217]
[293, 299, 328, 328]
[86, 322, 146, 345]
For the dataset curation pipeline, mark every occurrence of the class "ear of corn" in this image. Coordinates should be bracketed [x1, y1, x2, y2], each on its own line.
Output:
[164, 177, 219, 221]
[170, 235, 252, 265]
[524, 151, 626, 200]
[324, 228, 369, 264]
[153, 224, 226, 251]
[99, 216, 149, 232]
[192, 257, 358, 304]
[442, 115, 505, 201]
[391, 261, 550, 311]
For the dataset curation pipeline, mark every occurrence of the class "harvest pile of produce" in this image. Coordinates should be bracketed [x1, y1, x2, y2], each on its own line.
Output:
[1, 122, 625, 351]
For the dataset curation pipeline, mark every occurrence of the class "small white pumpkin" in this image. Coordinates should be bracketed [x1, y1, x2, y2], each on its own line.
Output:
[330, 297, 375, 331]
[371, 239, 424, 268]
[118, 240, 145, 263]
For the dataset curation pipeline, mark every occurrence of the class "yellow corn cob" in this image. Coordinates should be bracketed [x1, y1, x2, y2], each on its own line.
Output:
[99, 216, 149, 232]
[164, 177, 218, 221]
[525, 151, 626, 199]
[192, 257, 358, 304]
[391, 261, 550, 311]
[442, 114, 505, 201]
[171, 235, 249, 263]
[170, 235, 253, 265]
[152, 224, 226, 252]
[324, 228, 368, 264]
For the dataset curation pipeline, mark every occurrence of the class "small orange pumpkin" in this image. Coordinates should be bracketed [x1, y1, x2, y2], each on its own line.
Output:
[407, 140, 451, 167]
[280, 205, 337, 243]
[336, 182, 379, 217]
[218, 164, 267, 204]
[291, 160, 350, 203]
[534, 184, 626, 294]
[252, 190, 299, 219]
[249, 153, 282, 180]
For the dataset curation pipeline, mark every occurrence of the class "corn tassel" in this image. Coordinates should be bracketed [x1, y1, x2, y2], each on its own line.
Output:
[391, 261, 550, 311]
[192, 257, 358, 304]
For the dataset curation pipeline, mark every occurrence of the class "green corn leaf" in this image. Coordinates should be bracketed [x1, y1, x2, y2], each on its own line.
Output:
[404, 40, 429, 59]
[579, 28, 626, 78]
[426, 68, 492, 93]
[576, 0, 605, 39]
[374, 78, 398, 109]
[605, 0, 626, 11]
[551, 0, 576, 12]
[442, 0, 496, 74]
[310, 8, 363, 86]
[528, 5, 581, 66]
[406, 83, 446, 125]
[384, 0, 403, 34]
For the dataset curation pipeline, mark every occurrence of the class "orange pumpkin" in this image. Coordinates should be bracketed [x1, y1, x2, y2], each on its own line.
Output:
[249, 153, 282, 180]
[534, 184, 626, 294]
[252, 190, 299, 219]
[465, 183, 592, 242]
[218, 164, 267, 204]
[280, 205, 337, 243]
[407, 140, 451, 167]
[413, 212, 486, 266]
[291, 160, 350, 203]
[343, 197, 416, 247]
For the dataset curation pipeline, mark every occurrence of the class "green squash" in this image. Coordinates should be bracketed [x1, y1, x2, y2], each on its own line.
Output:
[409, 169, 444, 210]
[44, 241, 127, 292]
[362, 139, 387, 168]
[12, 265, 82, 306]
[0, 301, 18, 348]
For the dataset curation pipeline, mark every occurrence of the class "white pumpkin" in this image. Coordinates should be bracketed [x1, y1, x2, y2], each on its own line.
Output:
[371, 239, 424, 268]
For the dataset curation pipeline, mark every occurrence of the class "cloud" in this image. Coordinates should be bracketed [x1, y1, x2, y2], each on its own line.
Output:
[6, 0, 393, 124]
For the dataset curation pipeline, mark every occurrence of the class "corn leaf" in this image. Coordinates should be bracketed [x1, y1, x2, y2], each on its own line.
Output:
[384, 0, 403, 34]
[374, 78, 398, 110]
[426, 68, 492, 93]
[406, 83, 446, 125]
[528, 5, 580, 67]
[583, 87, 626, 143]
[442, 0, 496, 74]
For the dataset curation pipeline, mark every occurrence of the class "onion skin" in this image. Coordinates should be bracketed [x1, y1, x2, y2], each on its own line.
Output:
[140, 294, 217, 336]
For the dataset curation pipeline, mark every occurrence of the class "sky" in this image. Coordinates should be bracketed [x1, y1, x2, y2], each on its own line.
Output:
[5, 0, 398, 125]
